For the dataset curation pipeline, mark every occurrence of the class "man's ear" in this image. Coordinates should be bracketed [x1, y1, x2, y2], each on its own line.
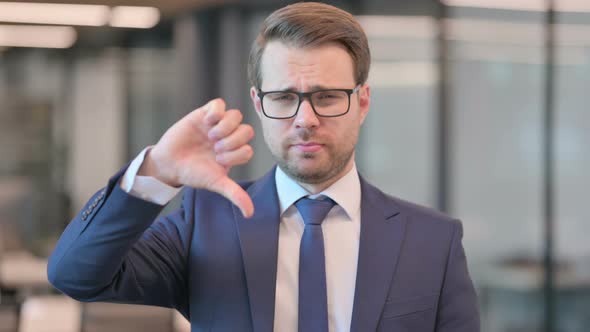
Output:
[359, 84, 371, 125]
[250, 86, 263, 120]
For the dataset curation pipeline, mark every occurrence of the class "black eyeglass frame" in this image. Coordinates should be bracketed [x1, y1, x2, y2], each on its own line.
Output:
[257, 85, 361, 119]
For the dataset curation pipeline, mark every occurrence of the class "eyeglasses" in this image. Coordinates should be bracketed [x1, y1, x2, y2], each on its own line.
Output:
[257, 85, 361, 119]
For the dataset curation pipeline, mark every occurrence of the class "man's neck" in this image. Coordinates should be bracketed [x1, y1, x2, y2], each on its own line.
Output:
[295, 160, 355, 194]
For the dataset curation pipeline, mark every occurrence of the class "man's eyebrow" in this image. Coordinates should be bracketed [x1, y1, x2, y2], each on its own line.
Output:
[275, 84, 334, 92]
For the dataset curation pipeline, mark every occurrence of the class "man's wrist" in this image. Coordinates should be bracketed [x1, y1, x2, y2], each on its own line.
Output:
[138, 148, 181, 188]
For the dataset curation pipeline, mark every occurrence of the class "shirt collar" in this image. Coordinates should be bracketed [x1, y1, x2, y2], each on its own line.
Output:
[274, 163, 361, 221]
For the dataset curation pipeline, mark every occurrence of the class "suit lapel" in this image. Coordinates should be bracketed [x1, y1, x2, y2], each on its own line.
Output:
[350, 177, 407, 332]
[234, 167, 280, 332]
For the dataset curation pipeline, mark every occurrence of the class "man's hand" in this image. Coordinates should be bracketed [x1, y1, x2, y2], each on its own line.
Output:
[138, 98, 255, 218]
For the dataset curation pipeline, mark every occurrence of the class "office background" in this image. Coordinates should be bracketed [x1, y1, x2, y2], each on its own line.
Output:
[0, 0, 588, 331]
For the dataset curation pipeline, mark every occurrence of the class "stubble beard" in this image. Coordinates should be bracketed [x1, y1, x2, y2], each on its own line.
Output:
[273, 130, 356, 185]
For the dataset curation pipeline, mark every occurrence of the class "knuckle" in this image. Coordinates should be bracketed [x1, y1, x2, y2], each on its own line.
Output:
[215, 153, 226, 164]
[214, 98, 226, 111]
[241, 124, 254, 136]
[244, 144, 254, 157]
[233, 110, 244, 122]
[214, 140, 224, 151]
[227, 109, 243, 124]
[212, 107, 224, 118]
[206, 111, 222, 125]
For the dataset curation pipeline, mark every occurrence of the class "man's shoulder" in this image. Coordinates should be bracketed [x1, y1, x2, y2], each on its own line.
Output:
[362, 178, 459, 228]
[390, 193, 456, 224]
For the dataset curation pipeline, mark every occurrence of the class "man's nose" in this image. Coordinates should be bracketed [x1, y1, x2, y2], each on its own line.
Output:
[294, 99, 320, 128]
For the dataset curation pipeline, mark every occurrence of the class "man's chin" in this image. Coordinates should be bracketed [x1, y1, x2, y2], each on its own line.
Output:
[280, 160, 330, 184]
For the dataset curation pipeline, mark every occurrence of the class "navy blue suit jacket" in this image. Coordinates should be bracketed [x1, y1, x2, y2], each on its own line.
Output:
[48, 166, 480, 331]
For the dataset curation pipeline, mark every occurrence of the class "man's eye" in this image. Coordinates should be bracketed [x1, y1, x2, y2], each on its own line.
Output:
[270, 93, 295, 101]
[316, 92, 344, 100]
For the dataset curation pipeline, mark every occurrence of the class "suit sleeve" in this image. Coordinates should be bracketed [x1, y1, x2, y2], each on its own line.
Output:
[47, 167, 194, 318]
[435, 222, 481, 332]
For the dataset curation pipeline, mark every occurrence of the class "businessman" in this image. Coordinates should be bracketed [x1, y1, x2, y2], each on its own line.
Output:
[48, 2, 480, 331]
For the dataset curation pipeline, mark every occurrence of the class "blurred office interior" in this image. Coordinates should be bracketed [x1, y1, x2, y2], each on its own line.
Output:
[0, 0, 589, 331]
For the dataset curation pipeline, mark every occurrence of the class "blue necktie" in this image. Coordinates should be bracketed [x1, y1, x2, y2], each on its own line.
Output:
[295, 197, 336, 332]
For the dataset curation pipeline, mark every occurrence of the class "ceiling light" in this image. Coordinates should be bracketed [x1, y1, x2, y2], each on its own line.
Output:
[0, 25, 77, 48]
[0, 2, 109, 26]
[447, 18, 590, 46]
[369, 61, 438, 87]
[442, 0, 544, 11]
[557, 0, 590, 12]
[109, 6, 160, 29]
[357, 16, 436, 39]
[442, 0, 590, 13]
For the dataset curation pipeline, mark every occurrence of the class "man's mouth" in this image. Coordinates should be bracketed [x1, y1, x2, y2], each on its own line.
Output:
[291, 142, 324, 153]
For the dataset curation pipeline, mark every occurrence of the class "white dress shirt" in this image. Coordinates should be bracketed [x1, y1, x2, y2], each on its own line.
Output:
[121, 147, 362, 332]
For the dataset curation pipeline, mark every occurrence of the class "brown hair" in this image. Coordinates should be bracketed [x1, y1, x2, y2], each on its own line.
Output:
[248, 2, 371, 88]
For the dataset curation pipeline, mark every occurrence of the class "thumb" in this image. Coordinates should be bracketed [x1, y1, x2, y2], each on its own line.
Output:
[182, 98, 225, 128]
[211, 176, 254, 218]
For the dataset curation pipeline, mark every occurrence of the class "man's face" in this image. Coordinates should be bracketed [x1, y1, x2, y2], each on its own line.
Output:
[250, 41, 370, 186]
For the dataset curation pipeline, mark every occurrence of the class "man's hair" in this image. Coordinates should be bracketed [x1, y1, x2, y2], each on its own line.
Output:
[248, 2, 371, 88]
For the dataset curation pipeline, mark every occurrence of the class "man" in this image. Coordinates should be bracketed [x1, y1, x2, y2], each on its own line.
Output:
[48, 2, 480, 332]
